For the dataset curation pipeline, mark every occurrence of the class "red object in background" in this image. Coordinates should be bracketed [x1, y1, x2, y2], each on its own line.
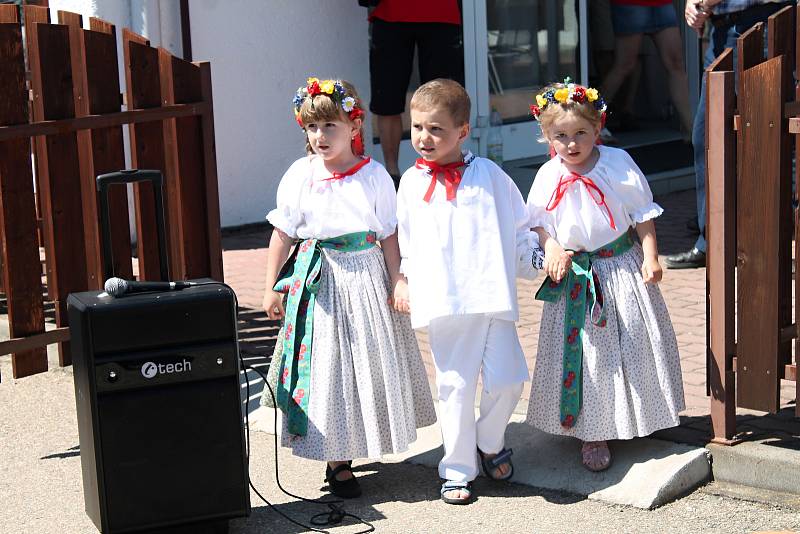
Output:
[369, 0, 461, 25]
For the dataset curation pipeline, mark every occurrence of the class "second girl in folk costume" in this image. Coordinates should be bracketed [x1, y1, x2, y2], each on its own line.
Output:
[261, 78, 436, 498]
[526, 81, 684, 471]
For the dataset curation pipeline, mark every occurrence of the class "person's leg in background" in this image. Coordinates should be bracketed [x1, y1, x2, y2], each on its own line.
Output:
[601, 4, 647, 133]
[652, 25, 695, 137]
[665, 24, 736, 269]
[369, 19, 416, 184]
[416, 22, 465, 86]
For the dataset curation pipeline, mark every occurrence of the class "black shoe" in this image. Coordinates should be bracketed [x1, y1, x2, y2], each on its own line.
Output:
[686, 217, 699, 233]
[325, 462, 362, 498]
[664, 248, 706, 269]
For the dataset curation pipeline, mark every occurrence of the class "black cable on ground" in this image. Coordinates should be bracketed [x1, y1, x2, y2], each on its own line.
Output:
[190, 280, 373, 532]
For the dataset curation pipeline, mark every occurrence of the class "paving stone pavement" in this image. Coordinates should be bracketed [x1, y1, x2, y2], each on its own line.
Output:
[221, 188, 798, 449]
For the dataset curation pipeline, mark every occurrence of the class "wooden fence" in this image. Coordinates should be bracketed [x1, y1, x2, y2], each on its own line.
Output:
[706, 4, 798, 443]
[0, 5, 222, 380]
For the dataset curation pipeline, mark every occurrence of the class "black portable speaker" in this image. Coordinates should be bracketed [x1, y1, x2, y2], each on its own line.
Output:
[66, 170, 250, 533]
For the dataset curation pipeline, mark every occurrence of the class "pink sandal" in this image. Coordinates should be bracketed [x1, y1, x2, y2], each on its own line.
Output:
[581, 441, 611, 472]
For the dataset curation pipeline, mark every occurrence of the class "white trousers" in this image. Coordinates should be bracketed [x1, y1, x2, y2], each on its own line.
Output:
[427, 314, 528, 482]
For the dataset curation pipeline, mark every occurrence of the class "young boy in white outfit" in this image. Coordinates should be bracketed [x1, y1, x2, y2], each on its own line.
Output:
[394, 78, 541, 504]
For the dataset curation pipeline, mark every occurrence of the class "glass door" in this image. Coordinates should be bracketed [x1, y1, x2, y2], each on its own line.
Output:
[463, 0, 587, 161]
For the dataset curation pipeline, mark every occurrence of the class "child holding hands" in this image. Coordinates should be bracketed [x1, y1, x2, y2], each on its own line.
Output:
[396, 79, 542, 504]
[526, 81, 684, 471]
[262, 78, 435, 498]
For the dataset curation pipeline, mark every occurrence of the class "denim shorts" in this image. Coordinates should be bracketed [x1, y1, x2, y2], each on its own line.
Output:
[610, 4, 678, 35]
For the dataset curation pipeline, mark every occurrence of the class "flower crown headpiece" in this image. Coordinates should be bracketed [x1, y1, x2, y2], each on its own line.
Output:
[529, 78, 607, 120]
[292, 77, 364, 126]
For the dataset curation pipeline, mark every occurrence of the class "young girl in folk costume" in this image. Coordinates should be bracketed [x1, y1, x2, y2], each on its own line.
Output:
[261, 77, 436, 498]
[525, 81, 684, 471]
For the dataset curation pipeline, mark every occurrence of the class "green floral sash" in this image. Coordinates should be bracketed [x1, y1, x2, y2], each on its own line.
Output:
[535, 232, 634, 429]
[274, 231, 377, 436]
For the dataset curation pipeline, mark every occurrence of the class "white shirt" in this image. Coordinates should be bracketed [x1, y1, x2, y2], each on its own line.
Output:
[527, 145, 663, 251]
[397, 152, 538, 329]
[267, 156, 398, 240]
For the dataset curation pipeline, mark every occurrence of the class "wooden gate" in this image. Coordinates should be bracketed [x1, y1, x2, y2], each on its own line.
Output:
[0, 5, 222, 380]
[706, 4, 798, 442]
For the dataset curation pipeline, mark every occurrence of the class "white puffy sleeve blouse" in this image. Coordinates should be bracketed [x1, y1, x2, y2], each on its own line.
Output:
[267, 156, 398, 240]
[527, 145, 662, 251]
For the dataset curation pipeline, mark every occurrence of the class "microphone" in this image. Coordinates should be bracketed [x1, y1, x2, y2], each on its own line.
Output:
[104, 277, 195, 297]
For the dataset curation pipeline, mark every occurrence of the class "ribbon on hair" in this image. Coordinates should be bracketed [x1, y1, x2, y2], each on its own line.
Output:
[546, 171, 616, 230]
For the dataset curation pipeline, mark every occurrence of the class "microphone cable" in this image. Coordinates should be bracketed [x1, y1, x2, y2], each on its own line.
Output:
[243, 362, 375, 533]
[189, 280, 374, 533]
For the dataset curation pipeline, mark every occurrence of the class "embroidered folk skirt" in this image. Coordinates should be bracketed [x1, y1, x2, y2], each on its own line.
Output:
[526, 243, 685, 441]
[264, 245, 436, 460]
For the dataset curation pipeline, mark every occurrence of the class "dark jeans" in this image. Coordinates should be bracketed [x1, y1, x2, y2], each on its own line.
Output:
[693, 3, 789, 252]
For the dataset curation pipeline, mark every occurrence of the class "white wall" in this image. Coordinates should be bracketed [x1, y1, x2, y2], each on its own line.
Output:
[189, 0, 372, 227]
[47, 0, 357, 228]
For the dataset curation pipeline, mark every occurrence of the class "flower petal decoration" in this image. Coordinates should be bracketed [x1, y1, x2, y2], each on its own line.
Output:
[586, 88, 599, 102]
[554, 88, 570, 103]
[320, 80, 335, 94]
[536, 94, 548, 108]
[292, 77, 364, 128]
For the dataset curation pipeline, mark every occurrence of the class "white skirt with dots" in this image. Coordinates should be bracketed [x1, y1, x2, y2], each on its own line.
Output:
[268, 245, 437, 461]
[526, 244, 685, 442]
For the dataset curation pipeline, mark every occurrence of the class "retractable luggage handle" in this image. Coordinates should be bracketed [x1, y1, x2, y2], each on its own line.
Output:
[96, 169, 169, 282]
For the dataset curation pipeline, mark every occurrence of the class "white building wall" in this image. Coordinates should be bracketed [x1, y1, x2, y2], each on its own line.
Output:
[45, 0, 368, 228]
[189, 1, 372, 227]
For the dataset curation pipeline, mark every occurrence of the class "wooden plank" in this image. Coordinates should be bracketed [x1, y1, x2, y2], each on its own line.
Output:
[197, 61, 223, 281]
[27, 15, 88, 366]
[160, 51, 221, 280]
[0, 327, 69, 356]
[0, 5, 18, 22]
[0, 5, 16, 295]
[0, 103, 207, 141]
[738, 23, 765, 77]
[736, 55, 785, 412]
[706, 49, 737, 443]
[0, 20, 47, 378]
[61, 13, 132, 286]
[767, 5, 795, 61]
[784, 5, 800, 417]
[159, 49, 188, 280]
[23, 5, 50, 298]
[124, 30, 169, 281]
[767, 4, 795, 369]
[785, 364, 797, 382]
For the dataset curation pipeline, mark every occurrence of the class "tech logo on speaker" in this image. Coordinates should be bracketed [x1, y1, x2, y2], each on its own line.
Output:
[141, 362, 158, 378]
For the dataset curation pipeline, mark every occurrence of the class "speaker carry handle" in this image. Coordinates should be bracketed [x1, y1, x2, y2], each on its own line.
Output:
[97, 169, 169, 283]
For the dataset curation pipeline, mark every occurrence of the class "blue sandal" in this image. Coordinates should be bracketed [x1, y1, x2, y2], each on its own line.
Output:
[477, 447, 514, 481]
[440, 480, 473, 505]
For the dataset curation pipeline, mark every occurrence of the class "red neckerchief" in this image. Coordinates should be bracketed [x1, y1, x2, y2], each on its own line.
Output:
[415, 158, 463, 202]
[546, 171, 616, 230]
[321, 157, 371, 182]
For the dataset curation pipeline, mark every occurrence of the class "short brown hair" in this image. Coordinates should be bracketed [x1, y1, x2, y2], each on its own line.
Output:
[410, 78, 470, 125]
[297, 79, 364, 155]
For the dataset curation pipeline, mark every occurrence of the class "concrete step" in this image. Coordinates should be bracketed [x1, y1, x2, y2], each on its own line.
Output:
[254, 406, 712, 510]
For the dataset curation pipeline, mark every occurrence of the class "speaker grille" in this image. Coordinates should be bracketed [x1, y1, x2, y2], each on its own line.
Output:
[98, 377, 248, 531]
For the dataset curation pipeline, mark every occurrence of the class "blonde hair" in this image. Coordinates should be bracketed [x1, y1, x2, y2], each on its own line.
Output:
[535, 82, 604, 141]
[410, 78, 470, 126]
[297, 79, 365, 155]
